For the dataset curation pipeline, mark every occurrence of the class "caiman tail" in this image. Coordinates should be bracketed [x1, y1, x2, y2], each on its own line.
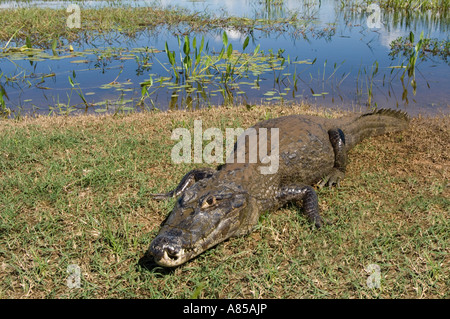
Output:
[340, 109, 409, 150]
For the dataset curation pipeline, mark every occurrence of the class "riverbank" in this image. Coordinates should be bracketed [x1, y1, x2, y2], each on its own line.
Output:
[0, 104, 448, 298]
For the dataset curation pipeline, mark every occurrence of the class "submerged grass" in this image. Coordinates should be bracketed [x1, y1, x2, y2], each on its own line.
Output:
[376, 0, 449, 12]
[0, 4, 315, 48]
[0, 6, 214, 46]
[390, 34, 450, 65]
[353, 0, 449, 13]
[0, 104, 448, 298]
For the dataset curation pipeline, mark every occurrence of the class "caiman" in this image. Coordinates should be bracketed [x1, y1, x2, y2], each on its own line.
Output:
[148, 109, 409, 267]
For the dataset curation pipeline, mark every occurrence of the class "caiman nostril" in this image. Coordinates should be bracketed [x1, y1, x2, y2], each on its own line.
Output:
[165, 246, 179, 260]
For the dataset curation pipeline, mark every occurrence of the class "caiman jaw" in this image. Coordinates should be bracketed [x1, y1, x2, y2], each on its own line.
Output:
[149, 234, 213, 267]
[149, 236, 191, 267]
[150, 224, 238, 267]
[153, 248, 187, 267]
[148, 187, 248, 267]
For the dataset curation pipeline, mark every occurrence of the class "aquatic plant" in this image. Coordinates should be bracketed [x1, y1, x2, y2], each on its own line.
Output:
[139, 31, 292, 108]
[350, 0, 449, 13]
[162, 32, 254, 84]
[390, 34, 450, 65]
[0, 72, 10, 117]
[68, 74, 91, 112]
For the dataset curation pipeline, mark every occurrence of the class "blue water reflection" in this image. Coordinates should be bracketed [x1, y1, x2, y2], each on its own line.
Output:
[0, 0, 448, 116]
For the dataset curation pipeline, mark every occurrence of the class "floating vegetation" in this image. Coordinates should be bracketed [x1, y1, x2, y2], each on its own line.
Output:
[390, 34, 450, 65]
[139, 32, 289, 109]
[0, 42, 164, 116]
[0, 34, 294, 114]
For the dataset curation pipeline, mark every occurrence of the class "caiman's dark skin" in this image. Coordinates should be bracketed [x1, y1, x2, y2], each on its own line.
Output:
[148, 109, 409, 267]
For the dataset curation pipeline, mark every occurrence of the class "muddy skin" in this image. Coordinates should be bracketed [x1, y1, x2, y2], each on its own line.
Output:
[148, 109, 409, 267]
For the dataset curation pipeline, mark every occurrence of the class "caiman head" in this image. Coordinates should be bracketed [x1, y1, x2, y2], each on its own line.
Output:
[148, 178, 254, 267]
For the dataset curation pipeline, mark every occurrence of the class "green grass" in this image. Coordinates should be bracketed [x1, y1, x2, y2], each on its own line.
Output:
[0, 6, 215, 46]
[0, 4, 312, 48]
[1, 0, 447, 49]
[372, 0, 449, 12]
[350, 0, 449, 12]
[0, 105, 448, 298]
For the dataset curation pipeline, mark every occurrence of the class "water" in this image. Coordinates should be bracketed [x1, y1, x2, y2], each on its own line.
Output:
[0, 0, 448, 116]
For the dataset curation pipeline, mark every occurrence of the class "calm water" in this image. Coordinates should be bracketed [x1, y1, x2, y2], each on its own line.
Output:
[0, 0, 448, 116]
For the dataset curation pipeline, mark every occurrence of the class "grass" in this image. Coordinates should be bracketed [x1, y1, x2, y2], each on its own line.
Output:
[1, 0, 446, 49]
[0, 4, 315, 48]
[0, 6, 216, 46]
[371, 0, 449, 12]
[0, 104, 448, 298]
[349, 0, 449, 13]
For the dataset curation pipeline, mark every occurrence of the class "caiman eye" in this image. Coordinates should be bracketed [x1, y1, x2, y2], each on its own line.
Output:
[201, 196, 217, 209]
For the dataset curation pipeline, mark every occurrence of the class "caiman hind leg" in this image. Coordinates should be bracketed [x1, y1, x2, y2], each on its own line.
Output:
[150, 168, 216, 200]
[319, 128, 347, 188]
[276, 185, 324, 228]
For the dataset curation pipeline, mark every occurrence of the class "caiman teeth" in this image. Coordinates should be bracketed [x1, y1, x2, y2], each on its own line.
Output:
[162, 248, 185, 261]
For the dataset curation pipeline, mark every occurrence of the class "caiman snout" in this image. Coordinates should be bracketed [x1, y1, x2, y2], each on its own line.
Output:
[148, 185, 248, 267]
[149, 234, 187, 267]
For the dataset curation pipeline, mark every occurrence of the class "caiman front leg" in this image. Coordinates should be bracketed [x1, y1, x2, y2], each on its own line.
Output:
[276, 185, 324, 228]
[319, 128, 347, 188]
[150, 168, 216, 200]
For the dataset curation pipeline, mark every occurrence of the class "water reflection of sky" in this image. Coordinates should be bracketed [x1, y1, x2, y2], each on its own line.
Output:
[0, 0, 448, 116]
